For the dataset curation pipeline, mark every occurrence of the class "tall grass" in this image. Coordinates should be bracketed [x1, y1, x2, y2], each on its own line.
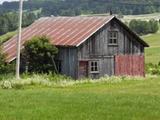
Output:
[0, 73, 153, 89]
[0, 75, 159, 120]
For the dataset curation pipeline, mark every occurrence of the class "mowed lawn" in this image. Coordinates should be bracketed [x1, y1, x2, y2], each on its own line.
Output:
[0, 76, 160, 120]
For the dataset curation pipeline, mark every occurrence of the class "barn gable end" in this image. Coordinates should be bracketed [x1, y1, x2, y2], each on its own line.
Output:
[77, 17, 147, 79]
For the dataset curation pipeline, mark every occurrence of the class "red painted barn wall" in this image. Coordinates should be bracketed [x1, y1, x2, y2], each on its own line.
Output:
[115, 55, 145, 77]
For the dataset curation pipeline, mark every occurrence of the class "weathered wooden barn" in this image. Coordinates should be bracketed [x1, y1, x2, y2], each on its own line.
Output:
[2, 16, 149, 79]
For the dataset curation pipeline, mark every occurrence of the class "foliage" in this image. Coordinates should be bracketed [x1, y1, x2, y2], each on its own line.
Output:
[146, 63, 160, 75]
[21, 36, 58, 73]
[1, 0, 160, 16]
[0, 47, 14, 74]
[0, 12, 38, 35]
[1, 81, 12, 89]
[129, 19, 159, 35]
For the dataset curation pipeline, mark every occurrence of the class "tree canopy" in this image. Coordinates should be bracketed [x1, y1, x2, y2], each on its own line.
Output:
[1, 0, 160, 16]
[129, 19, 159, 35]
[21, 36, 58, 73]
[0, 12, 37, 36]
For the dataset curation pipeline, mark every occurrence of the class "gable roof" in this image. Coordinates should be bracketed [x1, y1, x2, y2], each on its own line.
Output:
[2, 16, 149, 62]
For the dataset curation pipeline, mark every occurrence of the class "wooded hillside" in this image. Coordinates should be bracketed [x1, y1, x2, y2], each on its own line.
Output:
[1, 0, 160, 16]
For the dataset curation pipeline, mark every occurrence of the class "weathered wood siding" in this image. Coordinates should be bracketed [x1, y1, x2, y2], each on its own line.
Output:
[78, 20, 144, 58]
[56, 19, 145, 79]
[56, 47, 78, 79]
[78, 18, 144, 78]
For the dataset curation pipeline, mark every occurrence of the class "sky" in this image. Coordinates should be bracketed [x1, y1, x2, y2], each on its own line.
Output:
[0, 0, 19, 4]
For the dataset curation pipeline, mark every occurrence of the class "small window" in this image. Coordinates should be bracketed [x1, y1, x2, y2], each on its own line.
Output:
[90, 61, 99, 73]
[108, 31, 118, 45]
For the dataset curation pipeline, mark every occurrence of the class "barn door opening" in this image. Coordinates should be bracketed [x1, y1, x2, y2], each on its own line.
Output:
[79, 61, 88, 79]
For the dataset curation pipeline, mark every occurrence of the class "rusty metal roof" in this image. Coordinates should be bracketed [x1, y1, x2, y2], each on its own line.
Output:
[3, 16, 114, 62]
[2, 16, 149, 62]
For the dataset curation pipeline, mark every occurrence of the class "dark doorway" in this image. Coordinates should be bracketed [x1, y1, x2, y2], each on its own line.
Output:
[79, 61, 88, 79]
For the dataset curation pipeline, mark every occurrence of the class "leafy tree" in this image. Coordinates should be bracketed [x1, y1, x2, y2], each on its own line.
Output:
[0, 12, 38, 36]
[149, 19, 159, 33]
[21, 36, 58, 73]
[0, 16, 9, 35]
[129, 19, 159, 35]
[0, 47, 14, 74]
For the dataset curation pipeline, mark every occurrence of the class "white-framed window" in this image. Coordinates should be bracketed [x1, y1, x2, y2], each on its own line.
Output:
[90, 61, 99, 73]
[108, 31, 118, 45]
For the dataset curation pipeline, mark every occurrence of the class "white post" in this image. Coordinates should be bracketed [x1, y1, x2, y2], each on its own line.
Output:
[16, 0, 23, 79]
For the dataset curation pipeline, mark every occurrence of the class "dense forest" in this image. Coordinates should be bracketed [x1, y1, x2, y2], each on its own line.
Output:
[0, 12, 38, 35]
[1, 0, 160, 16]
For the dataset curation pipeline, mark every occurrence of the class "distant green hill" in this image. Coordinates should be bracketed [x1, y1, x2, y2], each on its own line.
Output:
[1, 0, 160, 15]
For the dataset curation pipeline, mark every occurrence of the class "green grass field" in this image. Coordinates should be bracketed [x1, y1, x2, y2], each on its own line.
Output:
[122, 13, 160, 22]
[0, 76, 159, 120]
[142, 28, 160, 64]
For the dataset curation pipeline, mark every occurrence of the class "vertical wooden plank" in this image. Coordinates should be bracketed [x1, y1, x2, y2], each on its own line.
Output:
[115, 55, 145, 77]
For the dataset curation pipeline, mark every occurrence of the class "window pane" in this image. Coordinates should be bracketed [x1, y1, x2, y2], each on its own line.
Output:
[95, 62, 97, 66]
[90, 61, 99, 72]
[110, 32, 113, 37]
[109, 39, 112, 44]
[91, 67, 94, 71]
[95, 66, 98, 71]
[91, 62, 94, 66]
[109, 31, 118, 44]
[114, 39, 117, 44]
[114, 32, 117, 37]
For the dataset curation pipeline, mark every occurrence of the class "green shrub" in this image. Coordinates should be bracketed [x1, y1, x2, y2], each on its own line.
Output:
[146, 63, 160, 75]
[21, 36, 58, 73]
[1, 81, 12, 89]
[0, 47, 15, 75]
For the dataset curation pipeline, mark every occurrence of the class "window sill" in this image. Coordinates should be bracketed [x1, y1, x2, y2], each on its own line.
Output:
[108, 44, 118, 47]
[90, 71, 100, 74]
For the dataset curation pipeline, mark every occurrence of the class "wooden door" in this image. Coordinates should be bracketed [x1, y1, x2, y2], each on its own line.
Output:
[79, 61, 88, 79]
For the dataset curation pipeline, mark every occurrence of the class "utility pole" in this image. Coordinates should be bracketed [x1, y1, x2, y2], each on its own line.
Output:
[16, 0, 23, 79]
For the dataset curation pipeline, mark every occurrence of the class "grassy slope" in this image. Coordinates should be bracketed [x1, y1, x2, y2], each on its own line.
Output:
[122, 13, 160, 22]
[142, 27, 160, 64]
[0, 31, 16, 44]
[0, 76, 160, 120]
